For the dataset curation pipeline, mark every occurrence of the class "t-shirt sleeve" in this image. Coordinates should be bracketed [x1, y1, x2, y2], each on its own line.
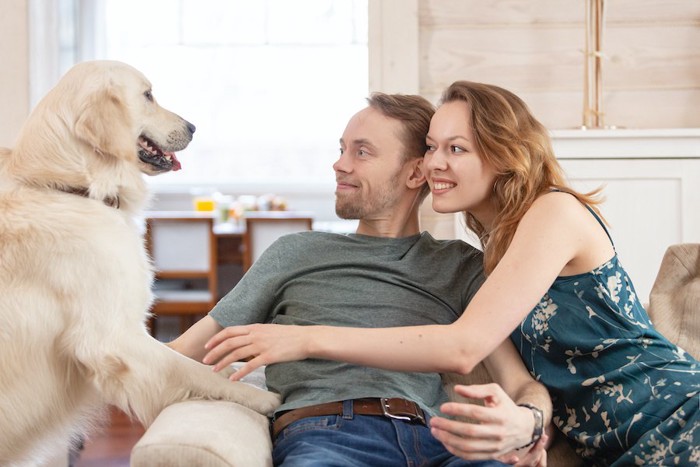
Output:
[209, 235, 292, 327]
[460, 245, 486, 311]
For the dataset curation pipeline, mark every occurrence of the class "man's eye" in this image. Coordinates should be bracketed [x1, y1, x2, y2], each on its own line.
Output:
[339, 148, 344, 155]
[144, 90, 154, 102]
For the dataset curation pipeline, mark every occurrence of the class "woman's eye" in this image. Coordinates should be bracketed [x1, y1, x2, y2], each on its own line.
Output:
[451, 145, 466, 154]
[425, 144, 435, 153]
[144, 90, 154, 102]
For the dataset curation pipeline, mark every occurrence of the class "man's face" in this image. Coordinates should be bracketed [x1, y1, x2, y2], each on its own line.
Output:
[333, 106, 408, 220]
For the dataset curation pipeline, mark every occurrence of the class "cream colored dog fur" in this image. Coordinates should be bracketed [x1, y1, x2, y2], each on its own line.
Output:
[0, 61, 280, 466]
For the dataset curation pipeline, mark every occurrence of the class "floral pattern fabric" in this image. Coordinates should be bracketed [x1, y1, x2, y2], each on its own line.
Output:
[510, 212, 699, 466]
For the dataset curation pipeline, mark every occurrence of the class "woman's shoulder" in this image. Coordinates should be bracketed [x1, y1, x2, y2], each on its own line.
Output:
[525, 191, 591, 226]
[524, 191, 614, 274]
[533, 190, 584, 209]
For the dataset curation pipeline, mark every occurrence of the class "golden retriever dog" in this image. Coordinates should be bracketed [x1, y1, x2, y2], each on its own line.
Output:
[0, 60, 280, 466]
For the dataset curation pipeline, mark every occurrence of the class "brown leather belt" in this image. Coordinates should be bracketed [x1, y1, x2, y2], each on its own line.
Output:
[272, 398, 426, 439]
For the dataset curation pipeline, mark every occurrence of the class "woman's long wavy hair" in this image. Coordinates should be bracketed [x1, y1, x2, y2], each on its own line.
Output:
[439, 81, 604, 275]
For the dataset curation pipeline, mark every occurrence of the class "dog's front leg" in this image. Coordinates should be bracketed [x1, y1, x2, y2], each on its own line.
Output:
[83, 332, 280, 427]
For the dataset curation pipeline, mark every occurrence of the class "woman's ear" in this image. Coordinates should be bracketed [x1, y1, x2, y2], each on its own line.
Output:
[406, 158, 427, 190]
[75, 88, 135, 162]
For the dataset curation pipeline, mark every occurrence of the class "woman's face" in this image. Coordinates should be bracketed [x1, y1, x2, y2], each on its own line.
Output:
[424, 100, 498, 223]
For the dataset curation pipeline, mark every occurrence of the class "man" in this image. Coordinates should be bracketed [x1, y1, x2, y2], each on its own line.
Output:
[170, 93, 549, 466]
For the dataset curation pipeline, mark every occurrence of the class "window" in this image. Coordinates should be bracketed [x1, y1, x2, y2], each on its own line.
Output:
[58, 0, 368, 189]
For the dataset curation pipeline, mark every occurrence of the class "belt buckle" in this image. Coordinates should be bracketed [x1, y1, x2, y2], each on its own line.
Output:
[380, 398, 425, 424]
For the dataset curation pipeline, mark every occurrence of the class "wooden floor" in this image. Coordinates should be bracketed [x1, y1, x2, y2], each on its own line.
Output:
[74, 407, 145, 467]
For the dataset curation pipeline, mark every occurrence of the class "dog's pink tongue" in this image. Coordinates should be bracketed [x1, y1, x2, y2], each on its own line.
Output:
[167, 152, 182, 171]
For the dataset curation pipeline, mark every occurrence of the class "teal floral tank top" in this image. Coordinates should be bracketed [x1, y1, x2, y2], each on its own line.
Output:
[510, 207, 699, 466]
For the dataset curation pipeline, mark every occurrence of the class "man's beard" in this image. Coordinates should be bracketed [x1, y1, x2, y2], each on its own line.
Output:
[335, 181, 402, 220]
[335, 194, 365, 219]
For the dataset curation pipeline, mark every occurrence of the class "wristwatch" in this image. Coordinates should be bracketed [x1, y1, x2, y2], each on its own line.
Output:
[517, 403, 544, 449]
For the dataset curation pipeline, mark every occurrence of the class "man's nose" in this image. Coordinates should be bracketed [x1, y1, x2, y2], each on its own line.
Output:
[333, 153, 351, 173]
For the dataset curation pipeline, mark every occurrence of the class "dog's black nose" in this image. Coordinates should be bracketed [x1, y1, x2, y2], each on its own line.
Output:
[186, 121, 196, 135]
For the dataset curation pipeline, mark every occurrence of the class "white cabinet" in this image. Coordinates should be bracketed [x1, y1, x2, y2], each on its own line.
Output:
[423, 129, 700, 304]
[553, 129, 700, 304]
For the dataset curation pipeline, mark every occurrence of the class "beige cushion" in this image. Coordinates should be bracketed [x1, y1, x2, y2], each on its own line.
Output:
[647, 243, 700, 359]
[131, 401, 272, 467]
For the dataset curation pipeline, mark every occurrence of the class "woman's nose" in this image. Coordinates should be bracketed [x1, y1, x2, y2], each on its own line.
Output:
[424, 150, 446, 171]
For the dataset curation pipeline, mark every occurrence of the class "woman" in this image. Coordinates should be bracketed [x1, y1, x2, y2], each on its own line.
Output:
[204, 81, 699, 465]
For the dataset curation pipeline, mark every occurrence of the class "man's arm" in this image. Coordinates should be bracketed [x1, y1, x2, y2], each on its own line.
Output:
[167, 315, 224, 362]
[484, 339, 552, 434]
[170, 238, 294, 363]
[427, 339, 551, 464]
[484, 340, 552, 464]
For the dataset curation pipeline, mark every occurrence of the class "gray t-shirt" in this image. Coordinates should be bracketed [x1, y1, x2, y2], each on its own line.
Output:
[210, 231, 484, 416]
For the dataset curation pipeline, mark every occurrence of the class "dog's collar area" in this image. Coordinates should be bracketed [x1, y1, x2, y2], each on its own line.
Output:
[59, 186, 120, 209]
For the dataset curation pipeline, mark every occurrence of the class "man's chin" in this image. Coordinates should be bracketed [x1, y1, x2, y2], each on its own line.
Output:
[335, 210, 359, 220]
[335, 204, 361, 220]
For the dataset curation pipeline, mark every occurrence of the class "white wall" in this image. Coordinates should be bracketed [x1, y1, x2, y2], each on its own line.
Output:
[0, 0, 30, 147]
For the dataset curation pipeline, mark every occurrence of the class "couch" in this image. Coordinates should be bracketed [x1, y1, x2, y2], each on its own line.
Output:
[131, 243, 700, 466]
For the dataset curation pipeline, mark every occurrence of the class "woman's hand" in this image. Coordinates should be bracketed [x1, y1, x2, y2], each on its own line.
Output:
[430, 384, 547, 465]
[202, 323, 311, 380]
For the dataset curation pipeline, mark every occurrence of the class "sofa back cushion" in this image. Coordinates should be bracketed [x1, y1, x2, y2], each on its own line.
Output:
[648, 243, 700, 359]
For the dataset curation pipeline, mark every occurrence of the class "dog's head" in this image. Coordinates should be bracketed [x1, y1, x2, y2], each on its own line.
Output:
[6, 61, 195, 212]
[15, 61, 194, 178]
[0, 61, 195, 211]
[67, 61, 195, 175]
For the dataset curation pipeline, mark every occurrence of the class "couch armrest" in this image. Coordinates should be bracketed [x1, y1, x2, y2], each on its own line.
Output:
[131, 401, 272, 467]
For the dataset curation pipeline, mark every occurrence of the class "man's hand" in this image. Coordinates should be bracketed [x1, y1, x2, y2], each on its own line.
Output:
[503, 436, 547, 467]
[202, 323, 311, 380]
[429, 384, 547, 465]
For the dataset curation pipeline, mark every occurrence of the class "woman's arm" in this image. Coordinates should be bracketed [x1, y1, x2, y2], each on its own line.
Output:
[205, 193, 605, 378]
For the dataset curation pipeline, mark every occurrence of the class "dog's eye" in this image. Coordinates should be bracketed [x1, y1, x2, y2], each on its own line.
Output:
[144, 90, 154, 102]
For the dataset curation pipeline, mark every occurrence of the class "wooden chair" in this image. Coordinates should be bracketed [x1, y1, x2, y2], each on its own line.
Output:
[145, 215, 218, 336]
[242, 213, 314, 271]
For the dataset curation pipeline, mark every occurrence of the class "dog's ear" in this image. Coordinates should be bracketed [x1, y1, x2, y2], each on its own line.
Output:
[75, 88, 135, 161]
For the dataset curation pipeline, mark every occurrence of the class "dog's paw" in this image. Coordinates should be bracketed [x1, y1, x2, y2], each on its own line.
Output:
[211, 380, 281, 416]
[245, 388, 282, 416]
[216, 365, 236, 379]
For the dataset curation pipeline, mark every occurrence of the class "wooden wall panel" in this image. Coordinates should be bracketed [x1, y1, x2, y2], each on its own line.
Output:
[419, 27, 583, 95]
[424, 85, 700, 130]
[420, 0, 700, 25]
[604, 26, 700, 89]
[417, 0, 700, 129]
[420, 0, 589, 25]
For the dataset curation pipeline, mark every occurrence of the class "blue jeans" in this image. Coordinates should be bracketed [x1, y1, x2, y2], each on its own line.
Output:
[272, 400, 507, 467]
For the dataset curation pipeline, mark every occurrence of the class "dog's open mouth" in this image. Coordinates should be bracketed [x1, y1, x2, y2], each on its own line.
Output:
[138, 136, 182, 172]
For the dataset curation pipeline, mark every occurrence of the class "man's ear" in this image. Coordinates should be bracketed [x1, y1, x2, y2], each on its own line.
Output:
[405, 158, 427, 190]
[75, 88, 135, 161]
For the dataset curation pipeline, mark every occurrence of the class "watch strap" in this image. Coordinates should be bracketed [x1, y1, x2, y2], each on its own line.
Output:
[516, 403, 544, 449]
